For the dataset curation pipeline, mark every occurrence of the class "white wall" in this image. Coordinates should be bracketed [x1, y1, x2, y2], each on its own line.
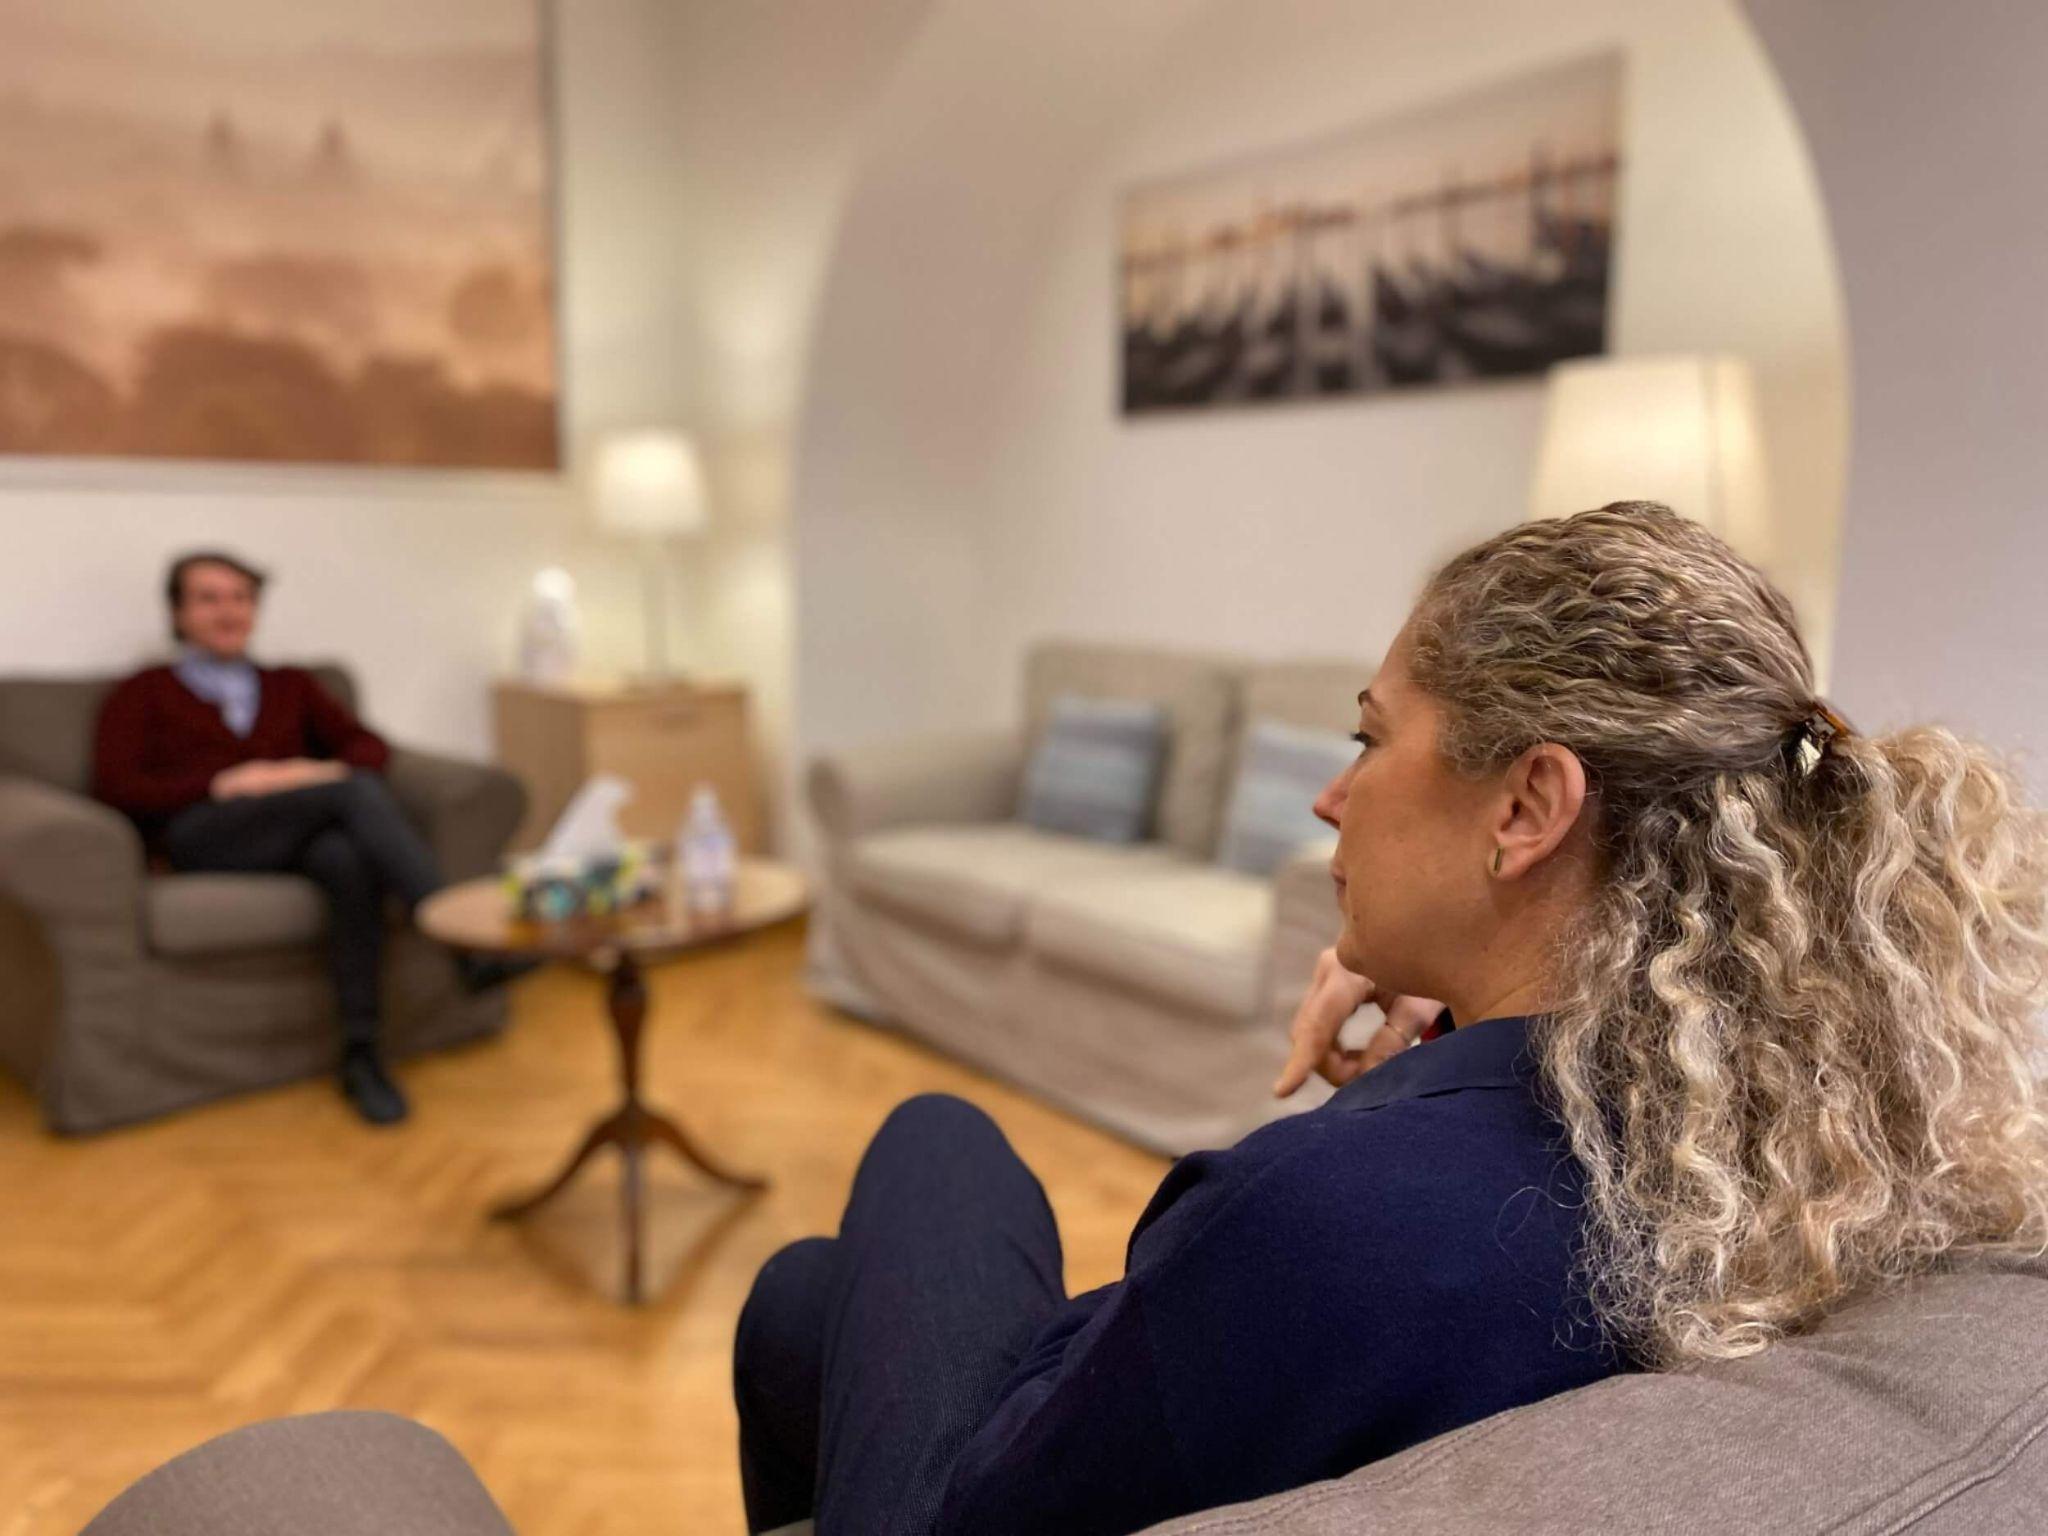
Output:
[793, 0, 1215, 760]
[1745, 0, 2048, 794]
[794, 0, 1847, 775]
[0, 0, 692, 758]
[662, 0, 933, 841]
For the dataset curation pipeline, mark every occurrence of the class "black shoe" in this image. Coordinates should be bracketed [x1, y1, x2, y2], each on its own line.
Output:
[457, 953, 541, 996]
[340, 1046, 409, 1125]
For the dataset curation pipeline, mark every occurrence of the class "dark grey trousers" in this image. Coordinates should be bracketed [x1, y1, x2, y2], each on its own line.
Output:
[161, 774, 443, 1044]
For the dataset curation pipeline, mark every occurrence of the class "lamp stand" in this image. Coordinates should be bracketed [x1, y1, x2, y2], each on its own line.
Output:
[639, 538, 675, 680]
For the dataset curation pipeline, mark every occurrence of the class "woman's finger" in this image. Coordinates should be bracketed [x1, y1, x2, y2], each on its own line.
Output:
[1274, 1003, 1339, 1096]
[1358, 1018, 1415, 1071]
[1278, 975, 1455, 1097]
[1274, 963, 1369, 1097]
[1320, 1046, 1369, 1087]
[1380, 992, 1445, 1042]
[1348, 990, 1445, 1074]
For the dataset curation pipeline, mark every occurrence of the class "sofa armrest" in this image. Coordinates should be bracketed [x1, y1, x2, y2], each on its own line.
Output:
[0, 773, 143, 946]
[1263, 841, 1341, 1031]
[82, 1411, 514, 1536]
[808, 728, 1023, 847]
[383, 748, 527, 882]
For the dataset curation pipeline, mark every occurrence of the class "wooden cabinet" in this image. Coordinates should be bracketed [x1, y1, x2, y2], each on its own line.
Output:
[493, 679, 763, 854]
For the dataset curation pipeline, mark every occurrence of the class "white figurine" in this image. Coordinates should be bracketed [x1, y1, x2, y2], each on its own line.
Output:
[518, 566, 581, 684]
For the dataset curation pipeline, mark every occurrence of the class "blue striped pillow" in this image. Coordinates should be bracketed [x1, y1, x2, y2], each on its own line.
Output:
[1215, 718, 1356, 875]
[1019, 695, 1169, 843]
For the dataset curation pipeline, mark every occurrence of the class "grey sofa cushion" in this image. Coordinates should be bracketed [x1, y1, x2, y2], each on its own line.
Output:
[145, 873, 329, 955]
[1024, 643, 1236, 859]
[1216, 719, 1352, 877]
[1019, 694, 1169, 842]
[1142, 1255, 2048, 1534]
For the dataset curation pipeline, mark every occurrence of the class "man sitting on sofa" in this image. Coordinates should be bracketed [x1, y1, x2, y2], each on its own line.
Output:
[91, 550, 503, 1126]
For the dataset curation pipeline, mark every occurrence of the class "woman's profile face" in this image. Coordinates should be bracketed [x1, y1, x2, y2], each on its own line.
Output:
[1313, 626, 1495, 1003]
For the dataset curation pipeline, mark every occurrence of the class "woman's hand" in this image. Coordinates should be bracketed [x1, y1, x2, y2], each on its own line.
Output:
[1272, 947, 1445, 1097]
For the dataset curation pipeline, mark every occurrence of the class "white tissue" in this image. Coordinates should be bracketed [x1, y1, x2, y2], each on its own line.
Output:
[539, 774, 633, 862]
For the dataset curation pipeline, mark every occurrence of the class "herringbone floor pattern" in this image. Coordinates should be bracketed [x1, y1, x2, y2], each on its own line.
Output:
[0, 923, 1169, 1534]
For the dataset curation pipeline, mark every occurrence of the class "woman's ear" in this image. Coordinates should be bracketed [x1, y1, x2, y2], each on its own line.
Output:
[1491, 743, 1589, 879]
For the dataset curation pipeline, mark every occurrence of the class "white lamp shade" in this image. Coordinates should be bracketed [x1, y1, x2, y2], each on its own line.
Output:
[1528, 355, 1769, 558]
[592, 429, 708, 538]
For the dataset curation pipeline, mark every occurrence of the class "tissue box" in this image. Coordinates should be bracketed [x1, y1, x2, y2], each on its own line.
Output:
[503, 843, 660, 923]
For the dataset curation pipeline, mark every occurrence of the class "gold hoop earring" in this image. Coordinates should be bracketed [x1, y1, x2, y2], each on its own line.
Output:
[1490, 846, 1503, 876]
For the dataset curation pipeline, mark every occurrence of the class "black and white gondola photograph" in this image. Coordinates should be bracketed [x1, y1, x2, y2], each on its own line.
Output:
[1120, 52, 1621, 414]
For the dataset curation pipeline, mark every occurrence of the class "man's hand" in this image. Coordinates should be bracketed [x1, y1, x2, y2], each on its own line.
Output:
[210, 759, 349, 799]
[1273, 946, 1446, 1097]
[278, 758, 349, 789]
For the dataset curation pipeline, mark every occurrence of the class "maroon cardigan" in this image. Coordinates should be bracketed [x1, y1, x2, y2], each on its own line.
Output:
[92, 664, 391, 834]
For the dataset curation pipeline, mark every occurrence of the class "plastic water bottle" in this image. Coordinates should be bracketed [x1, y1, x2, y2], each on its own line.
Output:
[677, 784, 737, 919]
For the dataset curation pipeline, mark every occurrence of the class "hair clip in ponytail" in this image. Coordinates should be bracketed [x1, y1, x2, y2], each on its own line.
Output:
[1789, 700, 1854, 778]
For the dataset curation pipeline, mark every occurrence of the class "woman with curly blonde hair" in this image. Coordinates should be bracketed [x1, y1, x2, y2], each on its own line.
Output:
[735, 500, 2048, 1536]
[1280, 499, 2048, 1368]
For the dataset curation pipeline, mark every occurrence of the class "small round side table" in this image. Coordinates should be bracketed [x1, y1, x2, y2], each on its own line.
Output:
[418, 859, 807, 1302]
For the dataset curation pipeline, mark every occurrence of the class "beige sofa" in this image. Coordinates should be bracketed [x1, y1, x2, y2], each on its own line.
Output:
[805, 641, 1364, 1154]
[0, 664, 525, 1134]
[79, 1255, 2048, 1532]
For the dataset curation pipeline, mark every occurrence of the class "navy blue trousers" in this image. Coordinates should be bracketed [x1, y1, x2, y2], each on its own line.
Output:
[734, 1094, 1068, 1534]
[161, 774, 443, 1042]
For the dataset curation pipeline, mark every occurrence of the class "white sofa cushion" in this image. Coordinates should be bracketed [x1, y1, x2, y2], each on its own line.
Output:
[844, 824, 1178, 946]
[1026, 860, 1274, 1020]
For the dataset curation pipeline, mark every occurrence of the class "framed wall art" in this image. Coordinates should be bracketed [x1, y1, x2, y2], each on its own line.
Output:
[0, 0, 560, 469]
[1120, 53, 1621, 414]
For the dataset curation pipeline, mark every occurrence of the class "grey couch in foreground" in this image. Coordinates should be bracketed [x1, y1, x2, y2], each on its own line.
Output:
[0, 664, 526, 1133]
[79, 1255, 2048, 1532]
[806, 641, 1364, 1155]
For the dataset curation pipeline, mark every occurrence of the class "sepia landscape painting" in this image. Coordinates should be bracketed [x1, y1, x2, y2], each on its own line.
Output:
[1120, 54, 1621, 414]
[0, 0, 559, 469]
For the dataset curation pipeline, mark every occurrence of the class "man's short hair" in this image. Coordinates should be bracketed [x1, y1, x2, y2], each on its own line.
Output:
[165, 550, 269, 641]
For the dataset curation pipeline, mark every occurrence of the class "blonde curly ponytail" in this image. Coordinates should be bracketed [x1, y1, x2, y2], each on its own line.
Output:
[1410, 502, 2048, 1367]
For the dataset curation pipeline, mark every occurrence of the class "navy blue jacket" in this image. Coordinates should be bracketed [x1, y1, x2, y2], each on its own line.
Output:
[939, 1015, 1630, 1535]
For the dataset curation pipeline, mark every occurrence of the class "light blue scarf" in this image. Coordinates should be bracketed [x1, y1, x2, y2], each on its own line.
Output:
[174, 648, 261, 738]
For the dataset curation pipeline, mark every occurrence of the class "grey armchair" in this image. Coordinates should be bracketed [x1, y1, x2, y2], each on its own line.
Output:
[0, 664, 525, 1133]
[74, 1256, 2048, 1533]
[81, 1413, 514, 1536]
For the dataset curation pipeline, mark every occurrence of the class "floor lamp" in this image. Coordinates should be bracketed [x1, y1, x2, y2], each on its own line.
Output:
[593, 429, 708, 678]
[1528, 354, 1769, 560]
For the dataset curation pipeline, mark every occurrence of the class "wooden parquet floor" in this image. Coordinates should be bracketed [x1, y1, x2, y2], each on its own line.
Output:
[0, 923, 1169, 1535]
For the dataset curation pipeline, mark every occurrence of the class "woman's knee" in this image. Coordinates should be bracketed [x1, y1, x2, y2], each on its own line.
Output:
[849, 1094, 1037, 1221]
[875, 1092, 1001, 1152]
[736, 1237, 839, 1375]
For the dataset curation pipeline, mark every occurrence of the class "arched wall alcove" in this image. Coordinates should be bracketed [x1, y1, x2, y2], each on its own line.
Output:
[1745, 0, 2048, 792]
[792, 0, 1851, 783]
